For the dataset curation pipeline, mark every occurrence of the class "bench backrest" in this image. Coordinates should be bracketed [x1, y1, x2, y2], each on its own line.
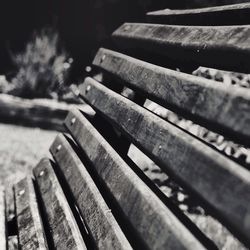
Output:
[147, 2, 250, 25]
[77, 3, 250, 248]
[7, 3, 250, 250]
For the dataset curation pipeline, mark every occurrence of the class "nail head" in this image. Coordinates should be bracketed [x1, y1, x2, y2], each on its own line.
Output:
[86, 85, 91, 92]
[39, 170, 45, 177]
[100, 55, 106, 63]
[18, 189, 25, 196]
[56, 145, 62, 152]
[71, 117, 76, 125]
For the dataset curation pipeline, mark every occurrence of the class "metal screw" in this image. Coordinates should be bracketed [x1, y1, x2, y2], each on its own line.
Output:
[100, 55, 106, 63]
[85, 66, 92, 73]
[56, 145, 62, 153]
[86, 85, 91, 93]
[71, 117, 76, 125]
[39, 170, 45, 177]
[18, 189, 25, 196]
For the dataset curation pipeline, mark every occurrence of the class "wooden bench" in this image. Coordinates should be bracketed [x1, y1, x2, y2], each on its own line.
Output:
[1, 2, 250, 249]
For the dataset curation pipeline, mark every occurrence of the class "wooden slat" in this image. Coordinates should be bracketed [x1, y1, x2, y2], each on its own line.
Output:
[112, 23, 250, 73]
[93, 48, 250, 145]
[147, 3, 250, 25]
[0, 186, 7, 250]
[64, 109, 207, 250]
[14, 177, 48, 250]
[33, 158, 87, 250]
[79, 77, 250, 247]
[8, 236, 18, 250]
[50, 134, 132, 250]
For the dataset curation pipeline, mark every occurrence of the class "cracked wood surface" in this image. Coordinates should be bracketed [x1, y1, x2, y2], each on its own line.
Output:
[50, 134, 132, 250]
[14, 177, 48, 250]
[33, 158, 87, 250]
[79, 77, 250, 246]
[112, 23, 250, 73]
[64, 109, 206, 250]
[93, 48, 250, 145]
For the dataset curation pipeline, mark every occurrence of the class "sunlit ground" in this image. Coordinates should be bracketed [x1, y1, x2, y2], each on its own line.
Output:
[0, 123, 57, 188]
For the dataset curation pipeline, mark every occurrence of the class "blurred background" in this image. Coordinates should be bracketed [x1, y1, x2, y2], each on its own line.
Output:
[0, 0, 250, 80]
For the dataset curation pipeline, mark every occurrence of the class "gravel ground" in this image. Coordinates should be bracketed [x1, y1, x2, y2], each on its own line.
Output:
[0, 123, 57, 188]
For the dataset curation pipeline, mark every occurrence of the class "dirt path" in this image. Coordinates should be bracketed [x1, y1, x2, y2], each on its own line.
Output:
[0, 123, 57, 187]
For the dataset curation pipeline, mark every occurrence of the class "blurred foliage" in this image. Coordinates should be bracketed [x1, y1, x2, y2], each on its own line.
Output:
[9, 28, 73, 99]
[0, 75, 10, 93]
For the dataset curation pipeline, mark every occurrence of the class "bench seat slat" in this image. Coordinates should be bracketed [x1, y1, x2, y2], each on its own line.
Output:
[93, 48, 250, 145]
[14, 177, 48, 250]
[64, 109, 206, 250]
[112, 23, 250, 73]
[50, 134, 132, 250]
[0, 186, 7, 250]
[147, 3, 250, 25]
[33, 158, 87, 250]
[79, 77, 250, 246]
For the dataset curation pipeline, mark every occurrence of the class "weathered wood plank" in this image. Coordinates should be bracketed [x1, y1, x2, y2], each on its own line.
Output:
[0, 186, 7, 250]
[64, 109, 207, 250]
[14, 177, 48, 250]
[8, 236, 18, 250]
[112, 23, 250, 73]
[50, 134, 132, 250]
[79, 77, 250, 246]
[93, 48, 250, 145]
[147, 3, 250, 25]
[33, 158, 87, 250]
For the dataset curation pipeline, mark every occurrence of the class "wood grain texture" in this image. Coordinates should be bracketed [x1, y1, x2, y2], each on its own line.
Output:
[33, 158, 87, 250]
[8, 236, 18, 250]
[147, 3, 250, 25]
[64, 109, 206, 250]
[93, 48, 250, 145]
[0, 186, 7, 250]
[50, 134, 132, 250]
[112, 23, 250, 73]
[79, 77, 250, 246]
[14, 177, 48, 250]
